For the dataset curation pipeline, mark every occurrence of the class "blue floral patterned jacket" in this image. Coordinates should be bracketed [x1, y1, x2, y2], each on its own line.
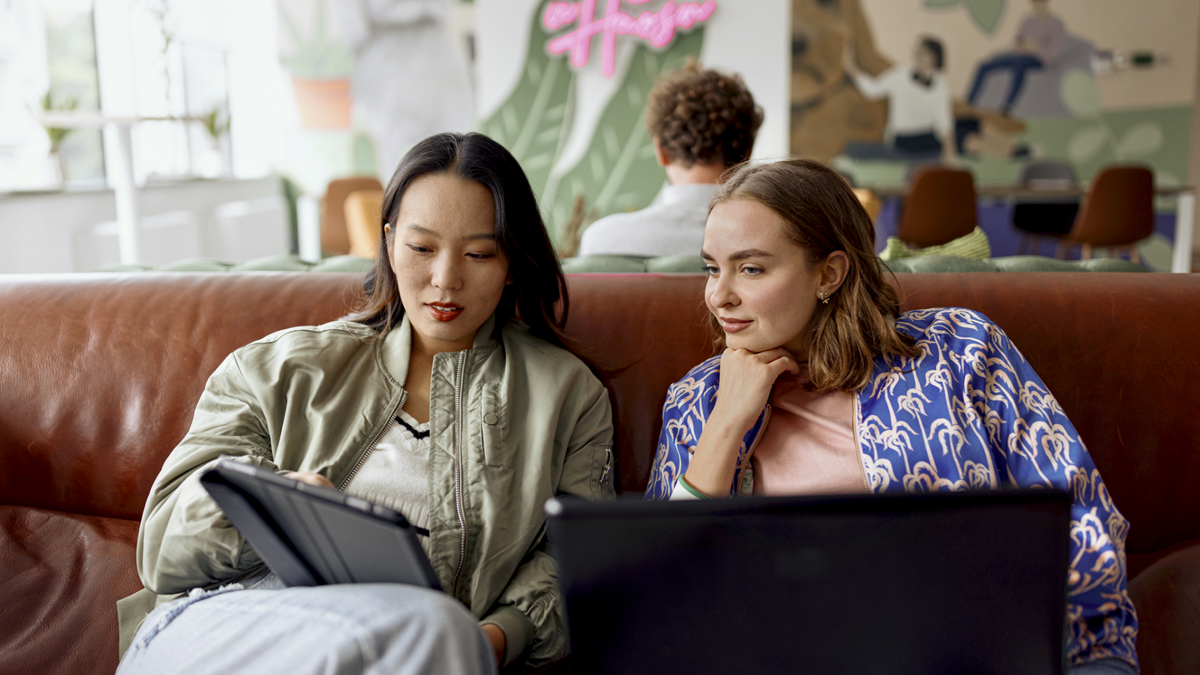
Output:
[645, 307, 1138, 670]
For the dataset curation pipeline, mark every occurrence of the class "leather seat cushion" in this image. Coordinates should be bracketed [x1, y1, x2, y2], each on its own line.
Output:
[1129, 541, 1200, 675]
[1, 506, 141, 674]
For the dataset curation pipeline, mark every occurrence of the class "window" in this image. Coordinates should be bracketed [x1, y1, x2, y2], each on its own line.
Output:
[44, 0, 105, 186]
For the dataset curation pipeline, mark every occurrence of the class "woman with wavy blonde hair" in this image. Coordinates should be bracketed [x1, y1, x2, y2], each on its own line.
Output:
[644, 158, 1137, 675]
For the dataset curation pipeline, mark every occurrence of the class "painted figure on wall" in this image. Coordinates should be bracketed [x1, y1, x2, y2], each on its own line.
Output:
[964, 0, 1094, 118]
[965, 0, 1064, 114]
[842, 36, 956, 164]
[789, 0, 891, 160]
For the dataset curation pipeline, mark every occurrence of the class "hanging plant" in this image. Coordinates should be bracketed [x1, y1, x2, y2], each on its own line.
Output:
[200, 107, 231, 146]
[38, 91, 79, 154]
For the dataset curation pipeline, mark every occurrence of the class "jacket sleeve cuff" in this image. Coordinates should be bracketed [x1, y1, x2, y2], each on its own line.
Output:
[480, 605, 534, 668]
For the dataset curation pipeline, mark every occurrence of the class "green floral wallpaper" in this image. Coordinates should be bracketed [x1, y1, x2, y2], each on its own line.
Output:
[477, 5, 704, 246]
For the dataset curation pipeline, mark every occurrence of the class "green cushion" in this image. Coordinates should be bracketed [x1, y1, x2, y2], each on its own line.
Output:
[309, 255, 376, 273]
[229, 254, 315, 272]
[561, 255, 651, 273]
[883, 256, 999, 273]
[152, 258, 238, 272]
[1044, 257, 1147, 273]
[645, 255, 706, 274]
[879, 227, 992, 262]
[884, 255, 1148, 273]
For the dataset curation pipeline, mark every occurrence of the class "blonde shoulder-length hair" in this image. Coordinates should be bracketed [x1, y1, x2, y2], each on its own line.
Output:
[709, 158, 920, 393]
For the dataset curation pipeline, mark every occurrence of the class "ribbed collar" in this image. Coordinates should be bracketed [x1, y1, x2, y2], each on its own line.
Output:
[378, 313, 498, 389]
[659, 182, 721, 207]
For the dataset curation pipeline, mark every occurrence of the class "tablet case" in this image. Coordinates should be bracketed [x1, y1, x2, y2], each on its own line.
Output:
[200, 457, 440, 589]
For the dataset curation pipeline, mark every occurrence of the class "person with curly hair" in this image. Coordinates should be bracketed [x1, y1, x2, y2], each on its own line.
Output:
[578, 61, 763, 258]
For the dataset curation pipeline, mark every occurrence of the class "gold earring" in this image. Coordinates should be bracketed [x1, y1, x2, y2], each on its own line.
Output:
[820, 291, 829, 305]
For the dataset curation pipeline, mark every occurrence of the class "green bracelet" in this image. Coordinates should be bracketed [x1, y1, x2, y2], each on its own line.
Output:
[679, 474, 711, 500]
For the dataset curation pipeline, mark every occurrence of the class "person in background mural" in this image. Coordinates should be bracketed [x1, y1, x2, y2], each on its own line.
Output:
[338, 0, 474, 179]
[577, 61, 763, 258]
[965, 0, 1065, 115]
[843, 36, 956, 165]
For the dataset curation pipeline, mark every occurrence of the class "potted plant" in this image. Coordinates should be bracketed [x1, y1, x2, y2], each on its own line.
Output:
[278, 0, 352, 129]
[37, 92, 78, 185]
[197, 106, 231, 177]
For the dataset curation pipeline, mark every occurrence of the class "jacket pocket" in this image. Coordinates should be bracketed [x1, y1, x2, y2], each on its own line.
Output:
[479, 383, 506, 467]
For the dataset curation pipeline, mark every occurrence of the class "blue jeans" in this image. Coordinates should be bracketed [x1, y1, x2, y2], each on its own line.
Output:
[117, 573, 497, 675]
[967, 52, 1044, 110]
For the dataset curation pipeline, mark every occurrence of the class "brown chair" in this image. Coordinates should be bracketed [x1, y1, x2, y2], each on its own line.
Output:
[1056, 165, 1154, 263]
[895, 166, 978, 248]
[1012, 161, 1080, 256]
[322, 177, 383, 256]
[344, 189, 385, 259]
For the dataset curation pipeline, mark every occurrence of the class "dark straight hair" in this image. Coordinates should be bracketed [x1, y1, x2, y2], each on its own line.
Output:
[348, 132, 570, 348]
[920, 36, 944, 71]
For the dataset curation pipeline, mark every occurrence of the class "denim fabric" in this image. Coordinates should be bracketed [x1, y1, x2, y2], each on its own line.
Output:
[117, 580, 496, 675]
[967, 52, 1045, 109]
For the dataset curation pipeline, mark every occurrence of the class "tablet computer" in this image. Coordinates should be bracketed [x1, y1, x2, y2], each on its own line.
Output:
[199, 457, 440, 590]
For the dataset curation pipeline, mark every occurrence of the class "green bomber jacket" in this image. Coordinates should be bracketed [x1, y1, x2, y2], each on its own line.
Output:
[117, 313, 615, 669]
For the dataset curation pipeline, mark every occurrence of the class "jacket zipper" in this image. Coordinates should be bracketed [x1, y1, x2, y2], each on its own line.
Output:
[218, 562, 266, 589]
[338, 390, 408, 492]
[600, 447, 613, 488]
[735, 404, 771, 497]
[449, 351, 469, 598]
[852, 394, 870, 493]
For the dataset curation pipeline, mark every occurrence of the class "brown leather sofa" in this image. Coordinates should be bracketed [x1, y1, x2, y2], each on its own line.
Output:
[1, 272, 1197, 674]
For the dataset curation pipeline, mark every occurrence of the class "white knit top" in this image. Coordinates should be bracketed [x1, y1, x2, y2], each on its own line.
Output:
[344, 408, 431, 554]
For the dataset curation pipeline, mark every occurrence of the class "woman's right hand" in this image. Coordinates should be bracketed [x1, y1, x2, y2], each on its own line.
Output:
[711, 347, 800, 433]
[683, 348, 799, 498]
[283, 471, 335, 490]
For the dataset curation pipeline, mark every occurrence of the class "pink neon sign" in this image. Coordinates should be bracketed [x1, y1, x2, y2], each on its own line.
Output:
[543, 0, 717, 77]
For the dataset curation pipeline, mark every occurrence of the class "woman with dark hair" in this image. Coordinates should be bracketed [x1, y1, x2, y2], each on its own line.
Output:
[645, 159, 1137, 675]
[117, 132, 614, 675]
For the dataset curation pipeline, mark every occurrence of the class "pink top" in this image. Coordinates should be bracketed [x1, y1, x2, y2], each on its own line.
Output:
[751, 372, 865, 496]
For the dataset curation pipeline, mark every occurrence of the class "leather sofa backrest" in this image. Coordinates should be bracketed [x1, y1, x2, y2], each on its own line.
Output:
[1, 272, 1196, 564]
[0, 273, 365, 520]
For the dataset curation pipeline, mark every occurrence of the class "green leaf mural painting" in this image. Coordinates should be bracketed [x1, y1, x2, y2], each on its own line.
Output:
[544, 29, 704, 244]
[477, 7, 576, 209]
[476, 4, 705, 248]
[924, 0, 1006, 34]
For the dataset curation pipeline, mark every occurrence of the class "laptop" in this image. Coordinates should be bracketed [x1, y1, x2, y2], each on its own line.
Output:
[546, 490, 1070, 675]
[200, 457, 440, 589]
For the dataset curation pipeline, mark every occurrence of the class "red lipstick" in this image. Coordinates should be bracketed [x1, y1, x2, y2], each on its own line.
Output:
[428, 303, 464, 322]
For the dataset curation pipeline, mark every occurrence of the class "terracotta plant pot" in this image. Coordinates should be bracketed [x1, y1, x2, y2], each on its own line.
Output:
[290, 77, 352, 130]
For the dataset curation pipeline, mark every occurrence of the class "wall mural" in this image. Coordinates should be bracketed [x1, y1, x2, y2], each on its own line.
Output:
[788, 0, 1195, 269]
[478, 2, 706, 249]
[794, 0, 1191, 190]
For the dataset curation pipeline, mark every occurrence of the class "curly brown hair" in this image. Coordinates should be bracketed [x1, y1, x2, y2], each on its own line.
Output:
[645, 61, 764, 169]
